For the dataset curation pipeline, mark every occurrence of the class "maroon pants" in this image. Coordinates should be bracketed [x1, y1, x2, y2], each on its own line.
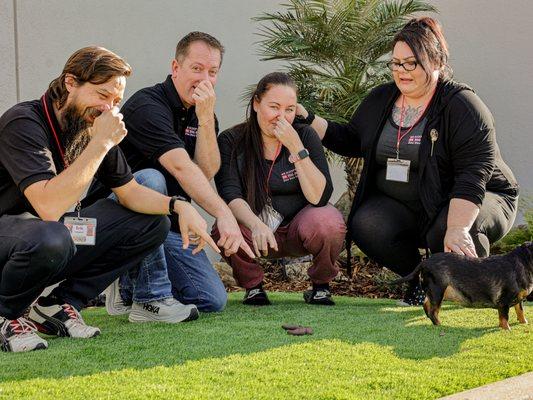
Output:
[213, 204, 346, 289]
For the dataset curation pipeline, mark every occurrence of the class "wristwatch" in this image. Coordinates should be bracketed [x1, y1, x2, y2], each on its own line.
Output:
[294, 111, 315, 125]
[169, 195, 188, 215]
[288, 148, 310, 164]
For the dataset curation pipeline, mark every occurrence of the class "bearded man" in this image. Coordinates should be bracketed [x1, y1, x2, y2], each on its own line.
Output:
[0, 46, 219, 353]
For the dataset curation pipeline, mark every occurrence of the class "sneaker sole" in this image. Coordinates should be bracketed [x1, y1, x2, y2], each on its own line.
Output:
[1, 341, 48, 353]
[128, 306, 199, 323]
[104, 281, 131, 316]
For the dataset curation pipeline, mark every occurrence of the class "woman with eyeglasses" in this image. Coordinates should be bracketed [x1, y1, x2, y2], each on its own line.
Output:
[213, 72, 346, 306]
[296, 17, 518, 305]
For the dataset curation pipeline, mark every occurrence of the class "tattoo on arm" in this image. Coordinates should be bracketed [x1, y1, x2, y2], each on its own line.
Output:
[392, 104, 423, 126]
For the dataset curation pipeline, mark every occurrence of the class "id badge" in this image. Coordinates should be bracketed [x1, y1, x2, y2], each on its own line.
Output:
[386, 158, 411, 183]
[63, 217, 97, 245]
[259, 203, 284, 232]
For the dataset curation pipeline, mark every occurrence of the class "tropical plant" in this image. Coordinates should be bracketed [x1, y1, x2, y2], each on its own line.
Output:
[254, 0, 437, 201]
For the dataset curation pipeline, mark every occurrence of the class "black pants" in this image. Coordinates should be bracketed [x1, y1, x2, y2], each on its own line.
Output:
[350, 191, 518, 277]
[0, 199, 170, 320]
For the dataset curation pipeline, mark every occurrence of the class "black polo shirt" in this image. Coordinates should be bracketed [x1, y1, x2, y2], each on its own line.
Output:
[0, 93, 133, 217]
[120, 75, 218, 231]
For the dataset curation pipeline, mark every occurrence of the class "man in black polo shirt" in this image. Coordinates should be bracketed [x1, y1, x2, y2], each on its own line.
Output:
[0, 46, 218, 352]
[107, 32, 253, 319]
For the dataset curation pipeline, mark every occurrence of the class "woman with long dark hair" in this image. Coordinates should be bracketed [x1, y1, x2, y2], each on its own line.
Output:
[296, 17, 519, 305]
[214, 72, 346, 306]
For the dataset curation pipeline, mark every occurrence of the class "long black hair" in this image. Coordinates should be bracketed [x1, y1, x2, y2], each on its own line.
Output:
[232, 72, 298, 214]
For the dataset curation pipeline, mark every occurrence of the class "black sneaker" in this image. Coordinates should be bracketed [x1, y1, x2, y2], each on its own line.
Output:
[304, 286, 335, 306]
[243, 286, 271, 306]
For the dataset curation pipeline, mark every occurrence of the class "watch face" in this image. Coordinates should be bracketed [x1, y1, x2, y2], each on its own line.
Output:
[298, 149, 310, 158]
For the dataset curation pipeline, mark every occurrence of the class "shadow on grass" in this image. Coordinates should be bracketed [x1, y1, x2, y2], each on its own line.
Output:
[0, 293, 524, 383]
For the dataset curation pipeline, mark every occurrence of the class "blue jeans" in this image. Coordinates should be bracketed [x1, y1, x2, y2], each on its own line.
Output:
[110, 169, 227, 312]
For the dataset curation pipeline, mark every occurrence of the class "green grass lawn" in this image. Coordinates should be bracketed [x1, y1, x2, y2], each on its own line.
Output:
[0, 293, 531, 400]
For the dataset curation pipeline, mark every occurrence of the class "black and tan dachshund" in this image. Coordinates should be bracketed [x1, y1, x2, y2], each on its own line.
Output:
[392, 242, 533, 330]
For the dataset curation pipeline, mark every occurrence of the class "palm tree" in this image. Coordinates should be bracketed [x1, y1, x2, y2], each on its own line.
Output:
[254, 0, 437, 210]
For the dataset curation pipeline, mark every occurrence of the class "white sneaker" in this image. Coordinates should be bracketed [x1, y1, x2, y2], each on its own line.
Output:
[28, 301, 101, 338]
[0, 317, 48, 353]
[128, 298, 199, 323]
[104, 279, 131, 315]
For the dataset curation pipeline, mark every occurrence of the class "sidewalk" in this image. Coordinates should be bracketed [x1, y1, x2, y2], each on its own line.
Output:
[439, 372, 533, 400]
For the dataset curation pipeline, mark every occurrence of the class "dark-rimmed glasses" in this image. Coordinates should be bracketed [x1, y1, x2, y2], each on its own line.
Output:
[386, 60, 418, 71]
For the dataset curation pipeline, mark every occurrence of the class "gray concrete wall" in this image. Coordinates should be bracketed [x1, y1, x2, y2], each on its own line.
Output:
[0, 0, 531, 221]
[0, 0, 17, 113]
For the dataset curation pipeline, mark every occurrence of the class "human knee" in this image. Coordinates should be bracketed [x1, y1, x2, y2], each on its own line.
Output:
[32, 223, 75, 273]
[350, 210, 384, 246]
[151, 215, 171, 244]
[305, 207, 346, 239]
[130, 214, 171, 249]
[135, 168, 168, 195]
[201, 291, 227, 312]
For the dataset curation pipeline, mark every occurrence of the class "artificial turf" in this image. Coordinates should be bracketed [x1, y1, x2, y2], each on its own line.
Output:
[0, 293, 531, 399]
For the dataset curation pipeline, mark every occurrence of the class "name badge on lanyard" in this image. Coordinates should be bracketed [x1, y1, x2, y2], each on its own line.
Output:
[41, 94, 97, 245]
[385, 91, 434, 184]
[63, 217, 97, 245]
[386, 158, 411, 182]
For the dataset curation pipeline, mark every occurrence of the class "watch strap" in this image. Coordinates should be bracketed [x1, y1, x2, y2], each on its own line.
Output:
[289, 148, 310, 163]
[169, 195, 188, 215]
[295, 111, 315, 125]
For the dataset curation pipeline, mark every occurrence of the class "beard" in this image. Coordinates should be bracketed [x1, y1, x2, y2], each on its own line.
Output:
[61, 103, 101, 165]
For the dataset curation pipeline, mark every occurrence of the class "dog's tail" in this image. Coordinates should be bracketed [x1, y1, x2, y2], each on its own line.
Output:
[389, 262, 424, 285]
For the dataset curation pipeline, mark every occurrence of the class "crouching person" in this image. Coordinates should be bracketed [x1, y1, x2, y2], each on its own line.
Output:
[214, 72, 346, 306]
[0, 46, 218, 353]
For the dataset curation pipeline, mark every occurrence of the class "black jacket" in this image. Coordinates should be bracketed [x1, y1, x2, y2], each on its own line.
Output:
[323, 79, 518, 241]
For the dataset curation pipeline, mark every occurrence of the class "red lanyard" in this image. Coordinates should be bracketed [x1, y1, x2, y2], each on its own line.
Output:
[396, 88, 435, 159]
[41, 95, 69, 168]
[265, 142, 282, 193]
[41, 95, 83, 215]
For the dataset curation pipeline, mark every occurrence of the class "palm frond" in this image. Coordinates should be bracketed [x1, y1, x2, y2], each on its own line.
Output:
[252, 0, 438, 188]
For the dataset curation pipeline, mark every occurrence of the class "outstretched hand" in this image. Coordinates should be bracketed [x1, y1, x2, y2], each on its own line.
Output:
[176, 201, 220, 255]
[216, 214, 256, 258]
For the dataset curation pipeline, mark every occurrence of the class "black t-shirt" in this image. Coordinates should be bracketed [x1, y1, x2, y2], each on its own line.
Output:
[374, 116, 426, 211]
[119, 75, 218, 231]
[0, 93, 133, 217]
[215, 124, 333, 225]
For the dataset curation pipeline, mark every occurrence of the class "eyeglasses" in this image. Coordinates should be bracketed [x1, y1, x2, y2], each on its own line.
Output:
[386, 60, 418, 71]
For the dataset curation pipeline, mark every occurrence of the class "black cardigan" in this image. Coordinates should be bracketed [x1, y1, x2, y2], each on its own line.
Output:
[323, 79, 518, 243]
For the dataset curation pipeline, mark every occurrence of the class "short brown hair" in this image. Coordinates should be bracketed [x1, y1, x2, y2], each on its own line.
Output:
[392, 17, 452, 82]
[175, 31, 225, 65]
[48, 46, 132, 109]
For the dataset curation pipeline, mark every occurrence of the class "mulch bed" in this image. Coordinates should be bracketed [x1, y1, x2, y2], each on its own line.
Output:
[227, 256, 405, 300]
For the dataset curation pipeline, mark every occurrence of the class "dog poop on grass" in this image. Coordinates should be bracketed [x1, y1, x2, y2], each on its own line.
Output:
[282, 324, 313, 336]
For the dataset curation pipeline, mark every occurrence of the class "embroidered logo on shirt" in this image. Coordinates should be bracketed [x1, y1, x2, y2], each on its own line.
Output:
[281, 169, 298, 182]
[185, 126, 198, 137]
[408, 135, 422, 145]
